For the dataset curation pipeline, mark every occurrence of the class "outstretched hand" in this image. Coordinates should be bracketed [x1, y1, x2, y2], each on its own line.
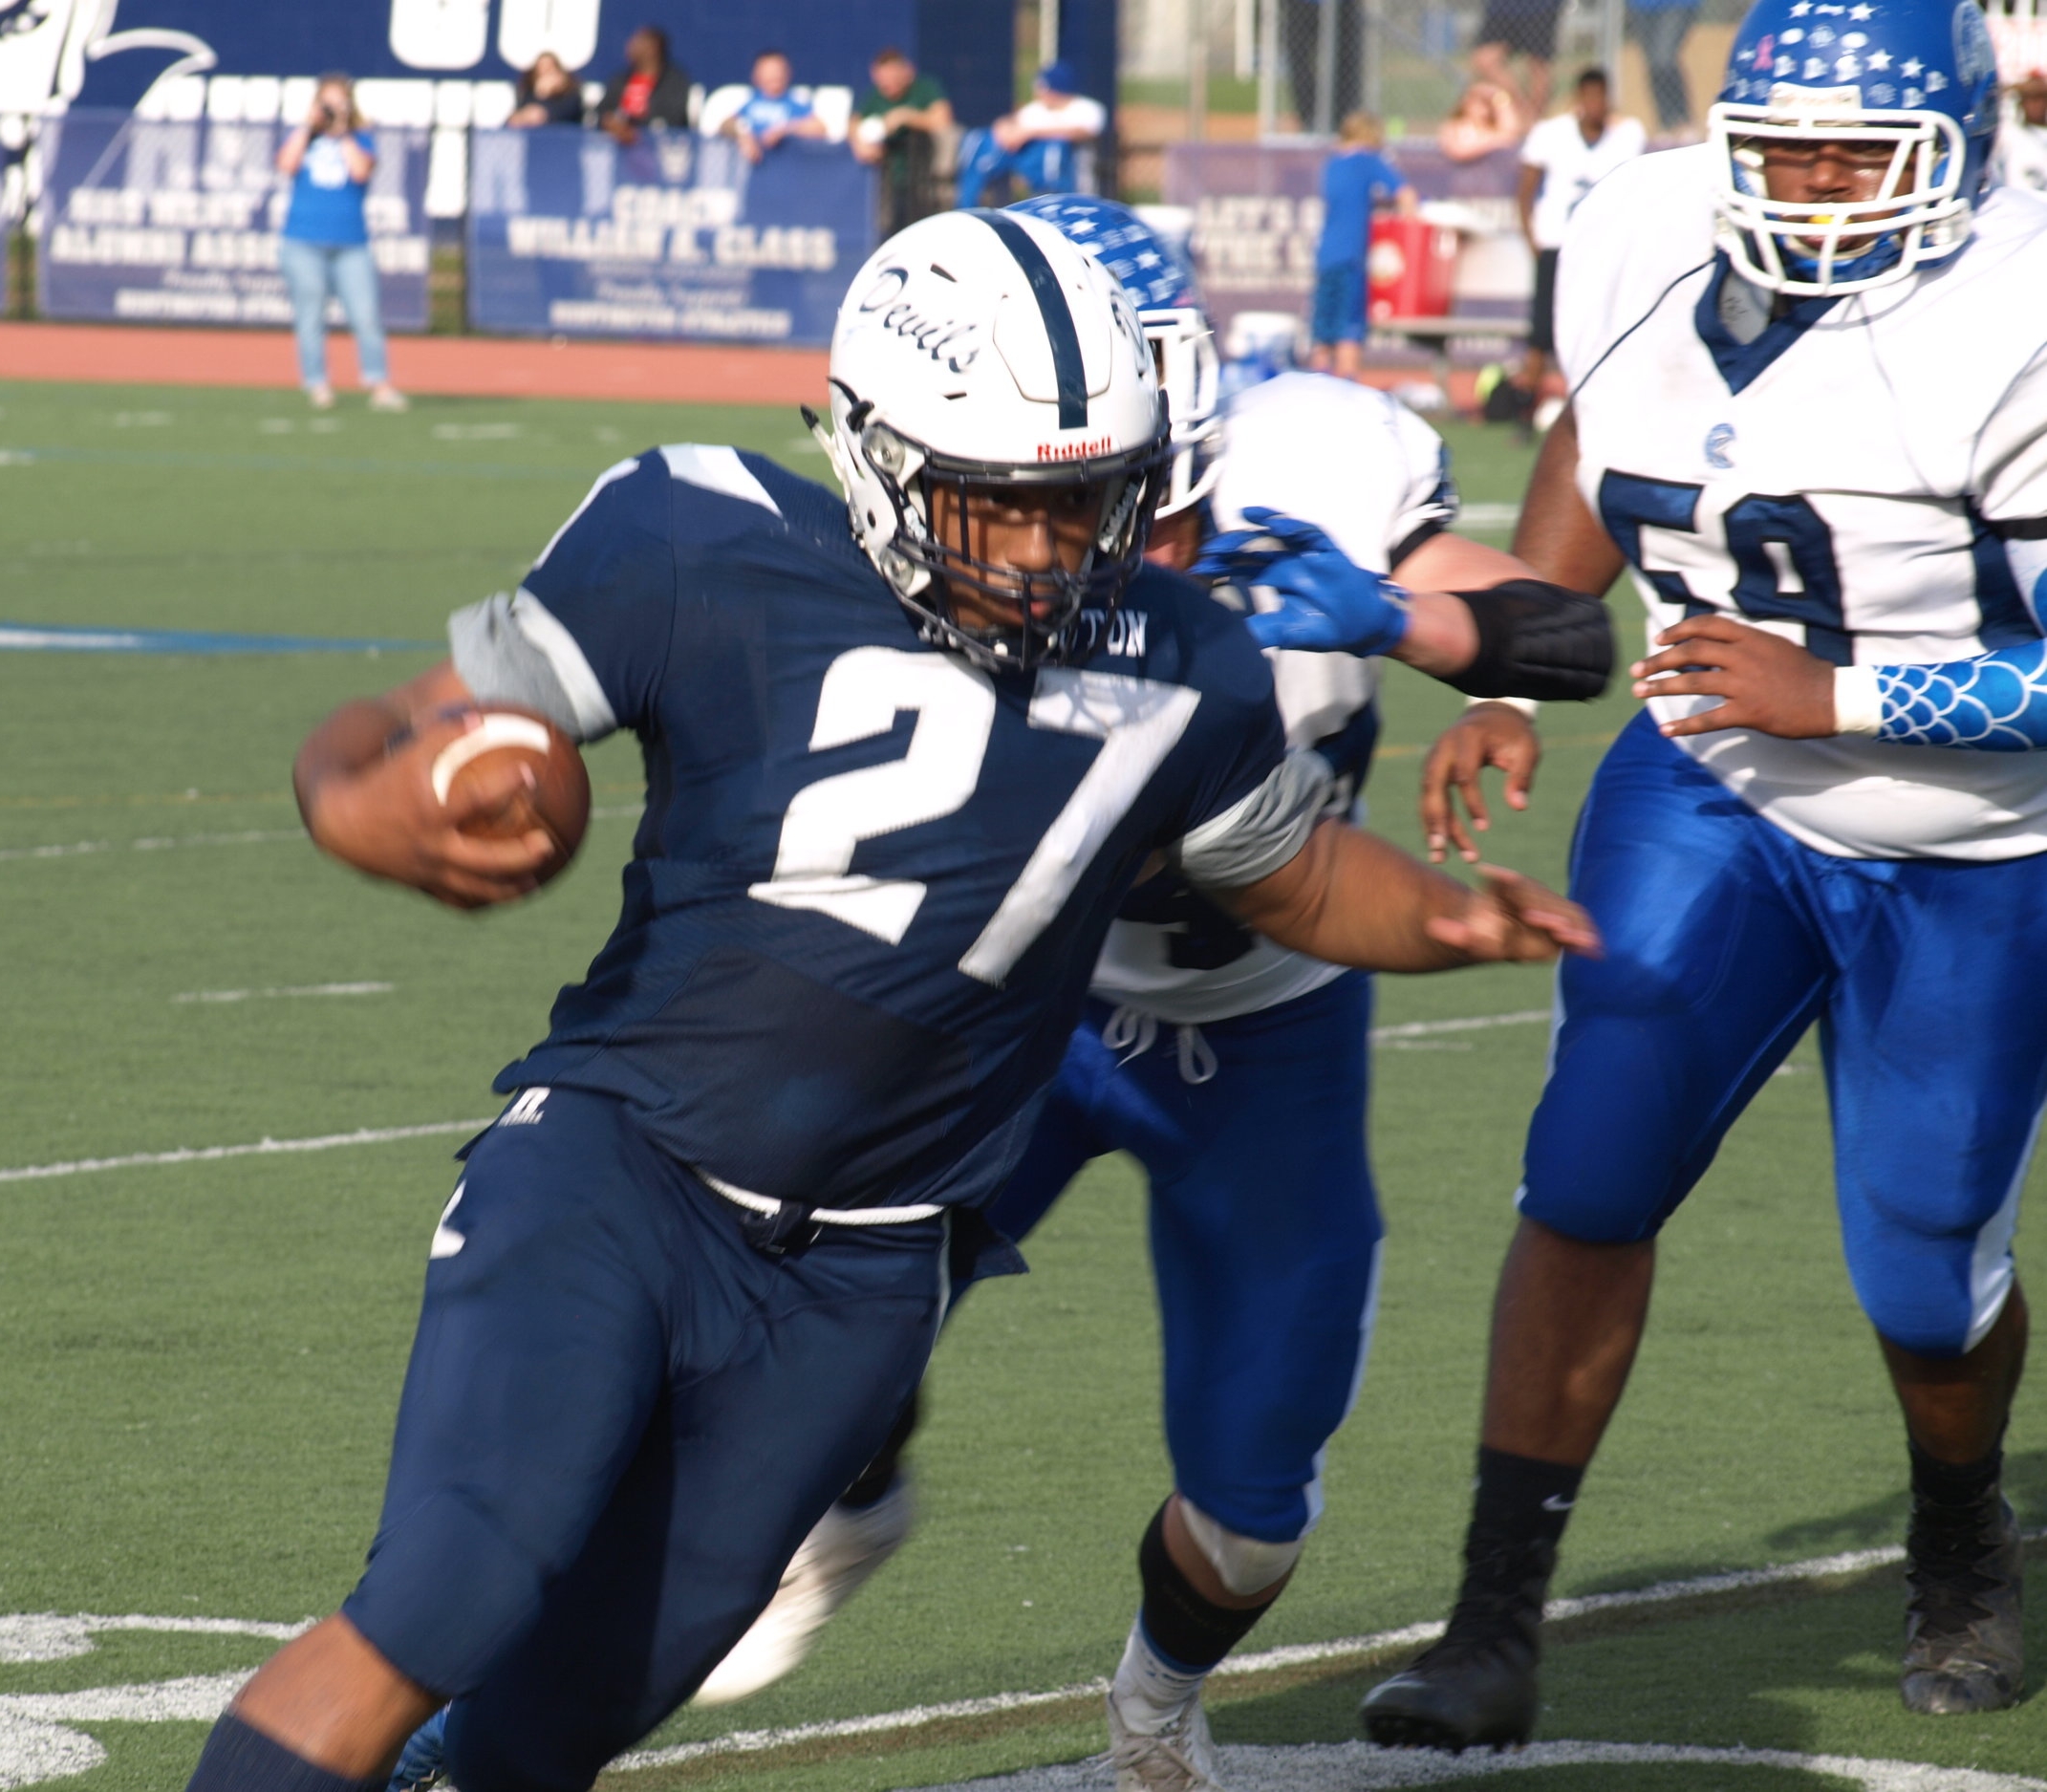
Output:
[1632, 615, 1837, 740]
[1190, 506, 1411, 658]
[305, 708, 558, 910]
[1427, 864, 1602, 963]
[1419, 702, 1542, 863]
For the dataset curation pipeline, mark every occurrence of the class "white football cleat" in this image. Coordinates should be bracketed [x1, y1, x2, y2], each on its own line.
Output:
[691, 1478, 914, 1706]
[1105, 1688, 1227, 1792]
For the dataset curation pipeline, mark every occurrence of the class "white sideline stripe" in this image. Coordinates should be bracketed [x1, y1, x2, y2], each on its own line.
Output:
[1, 809, 638, 867]
[0, 1120, 495, 1185]
[1368, 1009, 1549, 1043]
[0, 1015, 1553, 1187]
[0, 829, 304, 863]
[1458, 502, 1519, 531]
[613, 1534, 2047, 1774]
[172, 982, 394, 1005]
[905, 1740, 2047, 1792]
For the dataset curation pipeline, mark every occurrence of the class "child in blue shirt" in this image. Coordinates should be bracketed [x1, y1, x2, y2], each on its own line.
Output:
[1311, 113, 1416, 378]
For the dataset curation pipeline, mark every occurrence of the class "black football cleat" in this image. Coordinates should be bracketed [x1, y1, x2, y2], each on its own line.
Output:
[1360, 1539, 1553, 1752]
[1900, 1489, 2024, 1716]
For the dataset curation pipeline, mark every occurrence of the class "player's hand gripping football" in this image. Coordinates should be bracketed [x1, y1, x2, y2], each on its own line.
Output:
[1632, 615, 1838, 739]
[1190, 507, 1413, 659]
[1419, 702, 1542, 863]
[300, 707, 559, 910]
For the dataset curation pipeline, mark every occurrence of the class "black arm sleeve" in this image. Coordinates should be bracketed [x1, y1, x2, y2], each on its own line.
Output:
[1442, 579, 1614, 702]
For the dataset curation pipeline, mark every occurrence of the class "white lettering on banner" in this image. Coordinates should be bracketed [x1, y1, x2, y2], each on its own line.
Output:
[389, 0, 491, 71]
[1191, 194, 1324, 295]
[547, 299, 794, 336]
[506, 216, 669, 261]
[498, 0, 602, 74]
[614, 185, 740, 229]
[712, 225, 837, 271]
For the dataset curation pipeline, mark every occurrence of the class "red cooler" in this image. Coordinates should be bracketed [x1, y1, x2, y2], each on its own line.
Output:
[1368, 218, 1457, 322]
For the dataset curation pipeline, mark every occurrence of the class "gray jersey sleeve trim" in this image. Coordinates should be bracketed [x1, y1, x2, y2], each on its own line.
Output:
[447, 589, 617, 743]
[1173, 749, 1332, 891]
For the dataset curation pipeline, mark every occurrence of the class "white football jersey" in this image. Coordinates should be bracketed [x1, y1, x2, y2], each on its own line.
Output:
[1090, 370, 1456, 1022]
[1558, 145, 2047, 860]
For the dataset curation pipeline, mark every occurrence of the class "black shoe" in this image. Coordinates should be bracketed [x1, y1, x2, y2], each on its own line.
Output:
[1901, 1489, 2024, 1715]
[1360, 1538, 1553, 1752]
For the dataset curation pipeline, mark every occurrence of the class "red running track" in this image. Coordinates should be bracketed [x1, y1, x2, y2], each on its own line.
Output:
[0, 321, 832, 408]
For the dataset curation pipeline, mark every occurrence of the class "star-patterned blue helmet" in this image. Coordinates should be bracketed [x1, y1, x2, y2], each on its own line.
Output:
[1007, 194, 1220, 516]
[1710, 0, 2001, 293]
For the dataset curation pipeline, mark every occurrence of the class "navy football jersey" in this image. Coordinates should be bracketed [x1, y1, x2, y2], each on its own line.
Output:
[448, 445, 1313, 1214]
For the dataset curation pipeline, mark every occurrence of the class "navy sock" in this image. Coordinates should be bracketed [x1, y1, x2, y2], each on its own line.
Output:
[1470, 1445, 1584, 1555]
[185, 1713, 384, 1792]
[1909, 1437, 2003, 1510]
[1135, 1501, 1277, 1673]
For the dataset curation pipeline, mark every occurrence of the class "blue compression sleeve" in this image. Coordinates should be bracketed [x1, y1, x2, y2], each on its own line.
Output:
[1844, 641, 2047, 751]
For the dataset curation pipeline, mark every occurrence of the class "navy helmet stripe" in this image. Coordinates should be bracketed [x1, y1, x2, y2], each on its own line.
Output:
[976, 209, 1088, 430]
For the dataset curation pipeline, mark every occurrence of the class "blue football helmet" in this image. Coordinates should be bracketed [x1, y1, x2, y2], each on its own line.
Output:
[1710, 0, 2001, 294]
[1007, 194, 1220, 516]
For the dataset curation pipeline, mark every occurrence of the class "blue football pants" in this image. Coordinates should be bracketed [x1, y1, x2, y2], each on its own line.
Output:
[988, 973, 1382, 1543]
[1520, 712, 2047, 1357]
[340, 1089, 946, 1792]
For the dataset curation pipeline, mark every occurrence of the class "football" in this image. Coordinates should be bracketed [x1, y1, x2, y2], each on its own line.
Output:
[428, 707, 591, 875]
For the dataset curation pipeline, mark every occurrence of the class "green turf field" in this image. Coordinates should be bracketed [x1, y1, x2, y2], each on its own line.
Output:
[0, 379, 2040, 1792]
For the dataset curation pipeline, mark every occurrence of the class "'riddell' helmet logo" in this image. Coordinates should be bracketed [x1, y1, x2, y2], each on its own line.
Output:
[1038, 436, 1111, 462]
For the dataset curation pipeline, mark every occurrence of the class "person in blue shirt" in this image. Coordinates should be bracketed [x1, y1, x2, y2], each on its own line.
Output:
[175, 210, 1593, 1792]
[274, 75, 405, 414]
[1310, 112, 1417, 379]
[722, 49, 829, 164]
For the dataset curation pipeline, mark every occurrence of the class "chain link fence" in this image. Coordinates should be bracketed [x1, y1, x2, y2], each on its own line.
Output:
[1117, 0, 1776, 195]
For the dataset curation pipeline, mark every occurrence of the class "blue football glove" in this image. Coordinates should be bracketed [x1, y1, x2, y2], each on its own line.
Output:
[1189, 506, 1411, 659]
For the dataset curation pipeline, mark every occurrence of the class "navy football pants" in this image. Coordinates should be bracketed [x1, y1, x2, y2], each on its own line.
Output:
[988, 973, 1382, 1544]
[1521, 712, 2047, 1356]
[341, 1089, 946, 1792]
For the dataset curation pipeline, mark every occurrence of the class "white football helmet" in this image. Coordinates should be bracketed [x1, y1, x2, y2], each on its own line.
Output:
[813, 208, 1170, 673]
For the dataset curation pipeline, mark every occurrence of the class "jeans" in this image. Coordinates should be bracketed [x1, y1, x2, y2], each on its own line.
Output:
[1629, 4, 1695, 129]
[277, 236, 388, 387]
[955, 131, 1088, 207]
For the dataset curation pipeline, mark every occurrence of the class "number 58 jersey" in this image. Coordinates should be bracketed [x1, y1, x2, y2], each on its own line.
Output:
[445, 446, 1309, 1215]
[1559, 144, 2047, 860]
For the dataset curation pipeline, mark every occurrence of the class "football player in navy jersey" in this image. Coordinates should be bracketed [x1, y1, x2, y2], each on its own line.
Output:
[679, 197, 1616, 1792]
[182, 209, 1596, 1792]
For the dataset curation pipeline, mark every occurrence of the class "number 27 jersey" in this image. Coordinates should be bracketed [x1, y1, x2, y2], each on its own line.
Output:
[1559, 144, 2047, 860]
[447, 445, 1304, 1213]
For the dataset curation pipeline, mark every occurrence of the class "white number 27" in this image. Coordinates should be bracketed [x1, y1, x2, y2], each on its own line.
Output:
[748, 646, 1199, 985]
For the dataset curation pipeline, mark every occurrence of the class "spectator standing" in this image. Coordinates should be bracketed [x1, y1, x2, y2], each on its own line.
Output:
[853, 47, 953, 236]
[1516, 68, 1643, 407]
[599, 27, 693, 144]
[723, 50, 829, 165]
[1472, 0, 1564, 123]
[509, 51, 586, 128]
[1627, 0, 1697, 133]
[955, 61, 1107, 207]
[1309, 112, 1418, 378]
[1438, 77, 1530, 162]
[1282, 0, 1364, 129]
[1994, 72, 2047, 194]
[274, 74, 404, 414]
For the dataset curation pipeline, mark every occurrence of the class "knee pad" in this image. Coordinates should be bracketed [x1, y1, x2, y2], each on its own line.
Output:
[1178, 1498, 1304, 1599]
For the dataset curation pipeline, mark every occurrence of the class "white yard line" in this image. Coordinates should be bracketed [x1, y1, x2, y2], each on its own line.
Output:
[1369, 1010, 1549, 1043]
[615, 1535, 2040, 1773]
[172, 982, 394, 1005]
[0, 1120, 494, 1185]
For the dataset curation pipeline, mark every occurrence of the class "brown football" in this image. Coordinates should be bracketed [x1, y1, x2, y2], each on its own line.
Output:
[430, 708, 591, 878]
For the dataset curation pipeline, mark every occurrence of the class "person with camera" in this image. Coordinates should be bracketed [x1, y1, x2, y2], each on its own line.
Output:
[275, 74, 406, 414]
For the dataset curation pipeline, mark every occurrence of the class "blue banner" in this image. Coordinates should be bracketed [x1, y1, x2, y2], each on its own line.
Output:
[36, 110, 431, 329]
[466, 129, 873, 346]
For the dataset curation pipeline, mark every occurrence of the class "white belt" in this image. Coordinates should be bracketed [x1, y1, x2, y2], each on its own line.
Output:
[695, 1168, 944, 1226]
